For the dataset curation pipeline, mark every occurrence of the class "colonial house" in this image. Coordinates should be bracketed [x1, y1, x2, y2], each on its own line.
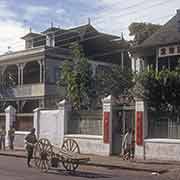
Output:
[132, 9, 180, 72]
[132, 9, 180, 161]
[0, 22, 130, 130]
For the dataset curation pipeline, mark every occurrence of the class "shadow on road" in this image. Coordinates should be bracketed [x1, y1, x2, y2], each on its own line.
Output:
[47, 169, 114, 179]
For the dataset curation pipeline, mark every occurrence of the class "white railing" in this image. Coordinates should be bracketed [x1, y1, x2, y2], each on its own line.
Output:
[4, 83, 45, 97]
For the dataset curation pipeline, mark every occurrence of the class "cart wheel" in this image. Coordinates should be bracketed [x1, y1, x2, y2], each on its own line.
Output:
[62, 157, 79, 171]
[34, 138, 53, 171]
[61, 139, 80, 154]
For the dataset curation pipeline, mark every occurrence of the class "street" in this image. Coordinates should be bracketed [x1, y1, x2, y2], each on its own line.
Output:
[0, 156, 179, 180]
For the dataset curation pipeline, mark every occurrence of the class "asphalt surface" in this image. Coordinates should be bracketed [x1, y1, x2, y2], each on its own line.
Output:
[0, 156, 179, 180]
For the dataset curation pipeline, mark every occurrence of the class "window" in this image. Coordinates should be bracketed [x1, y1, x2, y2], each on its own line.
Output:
[158, 57, 168, 70]
[177, 46, 180, 53]
[54, 67, 60, 82]
[25, 40, 33, 49]
[46, 34, 55, 47]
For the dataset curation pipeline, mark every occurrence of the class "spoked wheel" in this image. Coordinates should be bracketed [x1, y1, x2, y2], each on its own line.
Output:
[61, 139, 80, 154]
[62, 157, 79, 172]
[34, 138, 53, 172]
[61, 139, 80, 171]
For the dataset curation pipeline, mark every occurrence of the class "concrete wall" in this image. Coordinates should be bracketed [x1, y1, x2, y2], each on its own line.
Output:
[34, 108, 64, 147]
[64, 134, 110, 156]
[144, 139, 180, 161]
[68, 111, 102, 135]
[134, 99, 180, 161]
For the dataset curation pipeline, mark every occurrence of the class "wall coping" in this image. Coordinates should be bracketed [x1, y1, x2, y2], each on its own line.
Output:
[64, 134, 103, 140]
[15, 131, 30, 135]
[145, 138, 180, 144]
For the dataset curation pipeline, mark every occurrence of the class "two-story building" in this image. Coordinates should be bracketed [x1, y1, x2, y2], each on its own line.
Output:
[132, 9, 180, 72]
[132, 9, 180, 161]
[0, 22, 130, 130]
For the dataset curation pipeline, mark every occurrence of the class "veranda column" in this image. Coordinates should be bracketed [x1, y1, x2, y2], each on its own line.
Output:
[17, 64, 21, 85]
[38, 60, 43, 83]
[121, 51, 124, 71]
[42, 61, 45, 83]
[33, 108, 41, 139]
[20, 63, 26, 85]
[102, 95, 113, 155]
[91, 63, 97, 77]
[5, 105, 16, 148]
[135, 99, 148, 160]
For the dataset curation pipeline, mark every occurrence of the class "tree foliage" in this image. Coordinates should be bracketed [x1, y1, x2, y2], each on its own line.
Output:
[133, 66, 180, 115]
[58, 43, 94, 110]
[128, 22, 161, 46]
[58, 43, 134, 109]
[95, 65, 133, 98]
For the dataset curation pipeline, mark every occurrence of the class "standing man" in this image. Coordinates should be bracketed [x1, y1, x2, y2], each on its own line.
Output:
[8, 126, 15, 150]
[0, 126, 6, 151]
[24, 128, 37, 167]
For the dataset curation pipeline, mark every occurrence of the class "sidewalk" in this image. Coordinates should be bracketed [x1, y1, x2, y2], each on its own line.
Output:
[0, 150, 178, 173]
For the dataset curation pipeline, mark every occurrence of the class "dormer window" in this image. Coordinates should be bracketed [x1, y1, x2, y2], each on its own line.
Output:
[46, 34, 55, 47]
[25, 39, 33, 49]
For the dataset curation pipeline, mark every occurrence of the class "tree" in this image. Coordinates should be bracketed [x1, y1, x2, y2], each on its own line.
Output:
[128, 22, 161, 46]
[133, 66, 180, 115]
[58, 43, 94, 110]
[95, 65, 133, 98]
[58, 44, 133, 109]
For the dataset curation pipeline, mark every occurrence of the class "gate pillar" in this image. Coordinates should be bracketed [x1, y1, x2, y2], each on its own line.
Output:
[102, 95, 113, 155]
[135, 99, 148, 159]
[5, 105, 16, 148]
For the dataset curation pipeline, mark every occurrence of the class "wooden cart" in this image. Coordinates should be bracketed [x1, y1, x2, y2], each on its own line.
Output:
[33, 138, 90, 172]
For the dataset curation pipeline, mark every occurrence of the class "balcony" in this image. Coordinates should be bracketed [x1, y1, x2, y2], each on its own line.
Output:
[0, 83, 66, 99]
[0, 84, 45, 99]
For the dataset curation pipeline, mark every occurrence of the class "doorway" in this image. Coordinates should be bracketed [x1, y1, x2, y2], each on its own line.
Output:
[111, 107, 135, 155]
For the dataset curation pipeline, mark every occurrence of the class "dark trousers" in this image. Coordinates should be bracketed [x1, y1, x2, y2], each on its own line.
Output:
[9, 136, 14, 150]
[0, 136, 5, 150]
[27, 146, 34, 166]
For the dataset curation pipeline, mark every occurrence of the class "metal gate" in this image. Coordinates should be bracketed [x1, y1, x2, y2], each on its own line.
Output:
[15, 113, 33, 131]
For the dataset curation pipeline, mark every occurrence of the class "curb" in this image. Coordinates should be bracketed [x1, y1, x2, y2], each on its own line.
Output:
[0, 153, 168, 174]
[0, 152, 26, 159]
[82, 162, 168, 174]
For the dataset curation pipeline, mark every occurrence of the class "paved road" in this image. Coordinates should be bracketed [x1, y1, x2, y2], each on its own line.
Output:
[0, 156, 178, 180]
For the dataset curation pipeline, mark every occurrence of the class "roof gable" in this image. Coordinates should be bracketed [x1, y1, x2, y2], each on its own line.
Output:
[42, 27, 66, 34]
[138, 14, 180, 48]
[21, 32, 44, 40]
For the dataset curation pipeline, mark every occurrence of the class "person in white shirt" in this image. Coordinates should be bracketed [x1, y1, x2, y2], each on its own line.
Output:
[122, 128, 132, 159]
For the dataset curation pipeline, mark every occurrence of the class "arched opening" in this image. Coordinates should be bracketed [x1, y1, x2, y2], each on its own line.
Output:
[3, 65, 18, 86]
[23, 61, 40, 84]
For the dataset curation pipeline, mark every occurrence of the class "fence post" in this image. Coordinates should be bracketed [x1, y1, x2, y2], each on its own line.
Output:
[33, 108, 41, 139]
[102, 95, 113, 155]
[57, 100, 71, 135]
[5, 105, 16, 148]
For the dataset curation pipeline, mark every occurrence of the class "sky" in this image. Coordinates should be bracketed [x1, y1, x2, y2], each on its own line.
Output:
[0, 0, 180, 54]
